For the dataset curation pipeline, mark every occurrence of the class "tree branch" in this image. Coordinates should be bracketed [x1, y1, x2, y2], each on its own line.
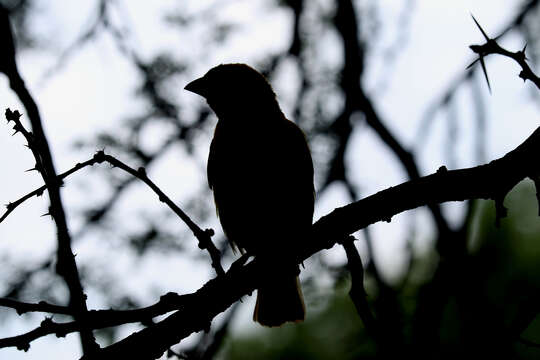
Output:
[416, 0, 540, 145]
[332, 0, 453, 245]
[0, 298, 73, 316]
[469, 34, 540, 89]
[0, 293, 192, 351]
[0, 151, 104, 224]
[80, 125, 540, 359]
[0, 146, 224, 276]
[340, 236, 378, 339]
[101, 154, 223, 275]
[1, 5, 97, 352]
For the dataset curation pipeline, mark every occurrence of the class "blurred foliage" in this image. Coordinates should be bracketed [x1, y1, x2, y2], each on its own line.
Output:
[221, 289, 375, 360]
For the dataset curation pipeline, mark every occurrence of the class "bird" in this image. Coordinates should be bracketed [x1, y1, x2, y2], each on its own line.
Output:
[185, 63, 314, 327]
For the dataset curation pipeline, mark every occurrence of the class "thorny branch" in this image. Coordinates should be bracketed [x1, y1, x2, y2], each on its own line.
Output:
[417, 0, 540, 146]
[79, 124, 540, 359]
[469, 15, 540, 90]
[0, 151, 105, 224]
[3, 119, 537, 356]
[100, 153, 223, 276]
[2, 2, 540, 358]
[6, 109, 98, 353]
[1, 5, 98, 353]
[0, 293, 191, 351]
[0, 129, 224, 276]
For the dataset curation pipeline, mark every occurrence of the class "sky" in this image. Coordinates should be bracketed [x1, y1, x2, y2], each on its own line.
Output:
[0, 0, 539, 358]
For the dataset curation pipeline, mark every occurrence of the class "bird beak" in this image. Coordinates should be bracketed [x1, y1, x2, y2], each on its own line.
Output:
[184, 77, 208, 97]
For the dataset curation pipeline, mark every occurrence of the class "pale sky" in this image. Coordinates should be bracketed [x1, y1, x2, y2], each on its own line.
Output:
[0, 0, 538, 358]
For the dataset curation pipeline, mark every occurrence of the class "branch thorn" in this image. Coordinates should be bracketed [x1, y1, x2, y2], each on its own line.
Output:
[470, 14, 490, 41]
[479, 56, 492, 94]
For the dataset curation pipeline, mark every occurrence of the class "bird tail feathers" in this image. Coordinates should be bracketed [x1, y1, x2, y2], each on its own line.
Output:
[253, 276, 305, 327]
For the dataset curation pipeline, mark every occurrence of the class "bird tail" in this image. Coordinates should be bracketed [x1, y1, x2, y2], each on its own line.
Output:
[253, 276, 305, 327]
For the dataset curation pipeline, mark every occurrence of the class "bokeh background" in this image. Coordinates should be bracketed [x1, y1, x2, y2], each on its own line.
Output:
[1, 0, 540, 358]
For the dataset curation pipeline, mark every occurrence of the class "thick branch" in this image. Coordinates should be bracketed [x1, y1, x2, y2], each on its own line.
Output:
[82, 126, 540, 359]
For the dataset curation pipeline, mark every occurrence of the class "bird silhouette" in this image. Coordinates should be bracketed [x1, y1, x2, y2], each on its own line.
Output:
[185, 63, 314, 326]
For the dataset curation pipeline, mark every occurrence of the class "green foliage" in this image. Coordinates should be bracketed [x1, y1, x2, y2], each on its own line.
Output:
[464, 180, 540, 357]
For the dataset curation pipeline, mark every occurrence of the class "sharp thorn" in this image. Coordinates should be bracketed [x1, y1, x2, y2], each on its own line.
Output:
[471, 13, 490, 41]
[479, 56, 492, 93]
[466, 57, 480, 69]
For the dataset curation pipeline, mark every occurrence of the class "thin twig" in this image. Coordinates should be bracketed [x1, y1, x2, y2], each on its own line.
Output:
[102, 154, 223, 275]
[0, 293, 192, 351]
[416, 0, 540, 146]
[0, 149, 224, 276]
[0, 298, 73, 316]
[469, 14, 540, 90]
[0, 153, 102, 223]
[469, 37, 540, 89]
[340, 236, 378, 338]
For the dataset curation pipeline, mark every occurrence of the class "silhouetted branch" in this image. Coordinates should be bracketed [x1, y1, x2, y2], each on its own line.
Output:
[340, 236, 378, 338]
[179, 302, 240, 360]
[198, 304, 238, 360]
[0, 147, 224, 276]
[80, 125, 540, 359]
[469, 18, 540, 89]
[1, 3, 97, 352]
[73, 59, 206, 239]
[0, 152, 104, 224]
[100, 153, 223, 276]
[332, 0, 453, 246]
[5, 90, 96, 357]
[0, 298, 73, 316]
[0, 293, 192, 351]
[73, 136, 176, 239]
[416, 0, 540, 145]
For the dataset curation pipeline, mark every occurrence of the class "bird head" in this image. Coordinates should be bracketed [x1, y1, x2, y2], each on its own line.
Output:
[185, 63, 278, 120]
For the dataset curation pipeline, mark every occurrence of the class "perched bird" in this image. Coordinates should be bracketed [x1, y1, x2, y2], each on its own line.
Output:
[185, 63, 314, 327]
